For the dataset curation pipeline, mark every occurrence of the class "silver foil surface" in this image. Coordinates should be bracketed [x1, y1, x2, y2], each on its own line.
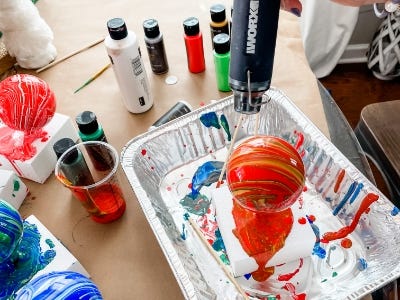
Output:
[121, 88, 400, 299]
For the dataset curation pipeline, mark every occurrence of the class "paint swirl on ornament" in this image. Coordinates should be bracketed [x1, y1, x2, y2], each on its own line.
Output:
[15, 271, 103, 300]
[0, 74, 56, 132]
[0, 200, 56, 299]
[227, 135, 305, 212]
[0, 200, 24, 264]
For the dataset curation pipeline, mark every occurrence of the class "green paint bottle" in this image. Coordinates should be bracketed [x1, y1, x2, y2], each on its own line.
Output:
[75, 111, 112, 171]
[75, 111, 107, 143]
[213, 33, 231, 92]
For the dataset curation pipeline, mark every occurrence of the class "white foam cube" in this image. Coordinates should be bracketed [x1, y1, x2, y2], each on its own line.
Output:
[213, 186, 315, 277]
[25, 215, 89, 278]
[0, 170, 28, 209]
[0, 113, 79, 183]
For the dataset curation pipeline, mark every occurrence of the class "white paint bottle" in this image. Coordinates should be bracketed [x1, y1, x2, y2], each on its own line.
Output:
[105, 18, 153, 113]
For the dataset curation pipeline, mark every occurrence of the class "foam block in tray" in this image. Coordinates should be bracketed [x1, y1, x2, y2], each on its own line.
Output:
[0, 113, 79, 183]
[0, 170, 28, 209]
[213, 186, 315, 277]
[25, 215, 89, 279]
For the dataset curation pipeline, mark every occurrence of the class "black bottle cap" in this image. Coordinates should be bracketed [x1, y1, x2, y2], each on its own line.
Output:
[107, 18, 128, 40]
[183, 17, 200, 36]
[143, 19, 160, 39]
[53, 138, 78, 163]
[210, 4, 226, 23]
[213, 33, 230, 54]
[75, 111, 99, 134]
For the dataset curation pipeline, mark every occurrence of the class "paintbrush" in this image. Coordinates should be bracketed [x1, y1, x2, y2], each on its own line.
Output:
[74, 63, 111, 94]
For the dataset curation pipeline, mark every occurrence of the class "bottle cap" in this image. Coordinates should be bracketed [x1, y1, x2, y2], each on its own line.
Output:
[53, 138, 78, 163]
[143, 19, 160, 38]
[210, 4, 226, 23]
[183, 17, 200, 36]
[107, 18, 128, 40]
[213, 33, 230, 54]
[75, 111, 99, 135]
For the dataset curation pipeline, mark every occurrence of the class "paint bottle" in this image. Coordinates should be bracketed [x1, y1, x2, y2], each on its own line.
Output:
[213, 33, 231, 92]
[183, 17, 205, 73]
[209, 4, 229, 47]
[53, 138, 95, 186]
[75, 111, 108, 143]
[105, 17, 153, 114]
[149, 100, 192, 130]
[143, 19, 169, 75]
[75, 111, 112, 171]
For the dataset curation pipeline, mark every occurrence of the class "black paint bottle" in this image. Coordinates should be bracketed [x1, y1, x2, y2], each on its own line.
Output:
[143, 19, 169, 74]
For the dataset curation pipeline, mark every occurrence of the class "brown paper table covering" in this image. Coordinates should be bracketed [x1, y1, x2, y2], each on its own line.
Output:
[14, 0, 329, 298]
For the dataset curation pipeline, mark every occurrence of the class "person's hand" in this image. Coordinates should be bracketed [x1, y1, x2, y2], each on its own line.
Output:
[281, 0, 302, 17]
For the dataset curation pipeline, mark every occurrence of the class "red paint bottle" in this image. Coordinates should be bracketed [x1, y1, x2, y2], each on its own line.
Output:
[183, 17, 205, 73]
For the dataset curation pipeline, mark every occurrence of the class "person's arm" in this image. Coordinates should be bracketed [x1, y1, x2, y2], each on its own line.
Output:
[281, 0, 387, 17]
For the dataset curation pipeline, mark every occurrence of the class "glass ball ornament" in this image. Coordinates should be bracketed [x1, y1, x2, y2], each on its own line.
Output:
[0, 74, 56, 133]
[226, 135, 305, 212]
[14, 271, 103, 299]
[0, 199, 24, 264]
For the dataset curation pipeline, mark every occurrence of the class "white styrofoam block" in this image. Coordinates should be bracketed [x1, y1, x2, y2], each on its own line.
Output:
[0, 113, 79, 183]
[25, 215, 89, 279]
[213, 186, 315, 277]
[0, 170, 28, 209]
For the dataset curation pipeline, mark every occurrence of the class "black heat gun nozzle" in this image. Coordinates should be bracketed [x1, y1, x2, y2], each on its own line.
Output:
[229, 0, 280, 114]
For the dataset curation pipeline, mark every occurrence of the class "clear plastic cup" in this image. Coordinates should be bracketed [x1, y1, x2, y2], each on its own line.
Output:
[54, 141, 126, 223]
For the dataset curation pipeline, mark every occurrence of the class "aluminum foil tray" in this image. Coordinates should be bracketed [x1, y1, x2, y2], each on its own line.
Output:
[121, 88, 400, 300]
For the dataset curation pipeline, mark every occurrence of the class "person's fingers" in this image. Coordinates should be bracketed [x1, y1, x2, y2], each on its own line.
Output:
[281, 0, 303, 16]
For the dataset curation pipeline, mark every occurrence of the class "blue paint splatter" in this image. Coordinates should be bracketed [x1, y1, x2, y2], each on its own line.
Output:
[357, 258, 368, 271]
[333, 181, 357, 216]
[180, 223, 187, 240]
[391, 206, 399, 216]
[200, 112, 220, 129]
[212, 229, 225, 252]
[190, 161, 224, 198]
[244, 273, 252, 280]
[180, 193, 211, 216]
[313, 244, 326, 259]
[309, 220, 326, 259]
[219, 114, 231, 141]
[349, 182, 364, 204]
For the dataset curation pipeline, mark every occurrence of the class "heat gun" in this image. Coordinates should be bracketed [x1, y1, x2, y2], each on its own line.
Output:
[229, 0, 280, 114]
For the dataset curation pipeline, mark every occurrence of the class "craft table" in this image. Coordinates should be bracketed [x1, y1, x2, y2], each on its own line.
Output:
[4, 0, 373, 298]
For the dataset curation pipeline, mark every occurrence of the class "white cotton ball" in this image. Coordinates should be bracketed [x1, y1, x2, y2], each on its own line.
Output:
[0, 0, 57, 69]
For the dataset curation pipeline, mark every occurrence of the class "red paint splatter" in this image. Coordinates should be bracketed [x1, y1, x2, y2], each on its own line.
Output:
[141, 149, 147, 156]
[340, 238, 352, 248]
[166, 186, 172, 191]
[188, 183, 193, 189]
[232, 200, 294, 282]
[278, 258, 303, 281]
[0, 126, 49, 161]
[298, 217, 307, 225]
[307, 215, 316, 223]
[282, 282, 306, 300]
[293, 130, 304, 151]
[334, 169, 345, 193]
[199, 101, 205, 106]
[321, 193, 379, 243]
